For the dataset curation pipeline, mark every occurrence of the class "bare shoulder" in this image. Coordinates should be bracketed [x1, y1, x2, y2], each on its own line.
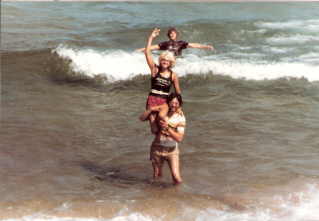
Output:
[172, 72, 179, 80]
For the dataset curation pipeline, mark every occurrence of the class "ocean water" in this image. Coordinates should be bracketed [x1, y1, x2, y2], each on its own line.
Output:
[2, 2, 319, 221]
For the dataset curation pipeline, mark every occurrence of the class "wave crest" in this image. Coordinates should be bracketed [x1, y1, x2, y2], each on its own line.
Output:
[52, 45, 319, 84]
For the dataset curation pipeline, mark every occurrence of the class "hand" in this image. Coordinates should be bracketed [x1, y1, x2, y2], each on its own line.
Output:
[150, 28, 160, 38]
[159, 119, 168, 129]
[207, 45, 214, 50]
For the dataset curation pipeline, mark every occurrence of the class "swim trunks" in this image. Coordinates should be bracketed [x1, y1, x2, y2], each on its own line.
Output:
[150, 142, 179, 165]
[146, 95, 167, 108]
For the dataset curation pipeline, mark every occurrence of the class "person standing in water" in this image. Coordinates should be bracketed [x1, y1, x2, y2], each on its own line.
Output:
[139, 28, 181, 134]
[137, 27, 214, 56]
[141, 93, 186, 185]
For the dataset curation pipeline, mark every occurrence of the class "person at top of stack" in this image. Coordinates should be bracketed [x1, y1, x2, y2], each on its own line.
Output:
[139, 28, 181, 134]
[137, 27, 214, 57]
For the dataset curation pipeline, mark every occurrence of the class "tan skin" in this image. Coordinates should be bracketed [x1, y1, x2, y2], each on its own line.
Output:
[143, 97, 185, 184]
[140, 28, 181, 134]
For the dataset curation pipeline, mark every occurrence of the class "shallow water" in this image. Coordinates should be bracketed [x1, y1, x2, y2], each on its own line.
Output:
[2, 2, 319, 221]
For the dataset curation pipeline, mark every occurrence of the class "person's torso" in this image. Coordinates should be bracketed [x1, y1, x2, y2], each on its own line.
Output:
[159, 40, 188, 56]
[156, 112, 186, 145]
[150, 68, 173, 97]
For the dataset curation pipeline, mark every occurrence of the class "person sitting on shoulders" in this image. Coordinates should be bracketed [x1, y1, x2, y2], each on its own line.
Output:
[139, 28, 181, 134]
[137, 27, 214, 57]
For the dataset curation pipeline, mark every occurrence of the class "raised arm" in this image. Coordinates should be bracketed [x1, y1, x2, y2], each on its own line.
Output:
[188, 43, 214, 50]
[145, 28, 160, 76]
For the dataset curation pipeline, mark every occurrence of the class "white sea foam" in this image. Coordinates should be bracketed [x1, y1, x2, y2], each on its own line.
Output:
[262, 46, 292, 54]
[267, 34, 319, 45]
[2, 184, 319, 221]
[275, 183, 319, 221]
[256, 20, 304, 30]
[53, 45, 148, 81]
[237, 46, 253, 50]
[247, 29, 267, 34]
[1, 212, 155, 221]
[226, 51, 264, 58]
[256, 19, 319, 32]
[299, 52, 319, 61]
[129, 183, 319, 221]
[53, 45, 319, 83]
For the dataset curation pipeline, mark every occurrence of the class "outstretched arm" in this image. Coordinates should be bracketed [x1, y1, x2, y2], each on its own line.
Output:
[145, 28, 160, 76]
[136, 44, 160, 52]
[188, 43, 214, 50]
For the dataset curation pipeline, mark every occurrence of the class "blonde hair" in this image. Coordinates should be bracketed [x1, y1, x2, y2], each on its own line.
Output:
[158, 51, 176, 68]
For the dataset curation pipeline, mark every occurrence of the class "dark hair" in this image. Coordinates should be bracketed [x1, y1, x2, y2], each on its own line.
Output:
[167, 93, 183, 107]
[167, 27, 179, 38]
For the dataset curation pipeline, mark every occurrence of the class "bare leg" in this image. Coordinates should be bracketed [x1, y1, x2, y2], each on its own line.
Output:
[141, 103, 168, 134]
[168, 154, 182, 185]
[157, 103, 169, 122]
[149, 113, 159, 134]
[154, 103, 168, 134]
[152, 159, 164, 180]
